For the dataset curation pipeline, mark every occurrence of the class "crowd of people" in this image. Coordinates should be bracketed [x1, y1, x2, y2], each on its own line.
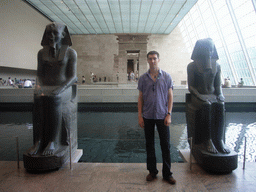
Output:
[80, 72, 109, 84]
[81, 70, 139, 84]
[0, 77, 35, 88]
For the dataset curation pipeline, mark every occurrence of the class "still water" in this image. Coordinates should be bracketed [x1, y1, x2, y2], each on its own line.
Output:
[0, 111, 255, 163]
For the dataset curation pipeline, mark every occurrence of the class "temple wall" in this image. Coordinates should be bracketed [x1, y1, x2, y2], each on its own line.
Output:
[71, 35, 119, 84]
[147, 27, 191, 86]
[72, 26, 191, 85]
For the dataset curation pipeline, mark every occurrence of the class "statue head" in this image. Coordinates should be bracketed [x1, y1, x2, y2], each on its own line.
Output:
[191, 38, 218, 60]
[41, 22, 72, 47]
[191, 38, 218, 70]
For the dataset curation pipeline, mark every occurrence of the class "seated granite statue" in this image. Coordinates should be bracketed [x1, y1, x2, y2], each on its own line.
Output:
[27, 22, 77, 157]
[187, 38, 230, 154]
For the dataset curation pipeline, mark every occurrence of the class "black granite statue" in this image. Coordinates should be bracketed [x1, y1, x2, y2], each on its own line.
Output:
[24, 23, 79, 171]
[186, 38, 237, 173]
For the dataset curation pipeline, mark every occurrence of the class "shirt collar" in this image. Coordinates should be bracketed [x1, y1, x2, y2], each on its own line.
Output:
[147, 68, 162, 76]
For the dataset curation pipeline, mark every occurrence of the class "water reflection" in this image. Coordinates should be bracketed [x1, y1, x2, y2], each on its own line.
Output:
[77, 112, 183, 162]
[228, 122, 256, 163]
[0, 111, 255, 162]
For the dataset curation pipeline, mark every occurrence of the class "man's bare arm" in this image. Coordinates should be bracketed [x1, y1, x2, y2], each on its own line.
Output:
[164, 88, 173, 126]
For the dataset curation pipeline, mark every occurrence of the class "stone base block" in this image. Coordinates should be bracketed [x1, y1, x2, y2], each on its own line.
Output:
[192, 146, 238, 173]
[23, 147, 82, 172]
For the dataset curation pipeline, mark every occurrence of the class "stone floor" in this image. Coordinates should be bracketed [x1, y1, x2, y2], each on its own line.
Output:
[0, 161, 256, 192]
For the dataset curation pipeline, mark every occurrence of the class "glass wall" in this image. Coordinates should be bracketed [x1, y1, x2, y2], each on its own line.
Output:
[179, 0, 256, 86]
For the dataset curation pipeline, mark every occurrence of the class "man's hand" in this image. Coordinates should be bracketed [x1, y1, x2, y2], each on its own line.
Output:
[139, 116, 144, 129]
[164, 114, 171, 126]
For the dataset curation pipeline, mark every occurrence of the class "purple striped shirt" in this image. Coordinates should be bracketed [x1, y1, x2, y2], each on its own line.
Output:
[138, 68, 173, 119]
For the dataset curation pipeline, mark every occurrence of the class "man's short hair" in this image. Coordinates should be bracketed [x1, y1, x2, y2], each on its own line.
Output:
[147, 51, 160, 59]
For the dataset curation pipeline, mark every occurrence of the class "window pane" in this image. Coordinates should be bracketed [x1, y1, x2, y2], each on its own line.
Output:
[178, 0, 256, 85]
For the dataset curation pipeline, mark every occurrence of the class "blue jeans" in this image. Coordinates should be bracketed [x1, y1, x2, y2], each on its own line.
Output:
[143, 118, 172, 179]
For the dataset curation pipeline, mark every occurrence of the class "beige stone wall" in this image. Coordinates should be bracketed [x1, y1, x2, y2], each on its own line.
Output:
[147, 27, 191, 86]
[72, 26, 191, 85]
[0, 0, 50, 70]
[71, 35, 118, 84]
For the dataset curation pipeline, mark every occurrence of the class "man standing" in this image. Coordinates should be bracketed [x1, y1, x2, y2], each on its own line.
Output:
[137, 51, 176, 184]
[7, 77, 13, 86]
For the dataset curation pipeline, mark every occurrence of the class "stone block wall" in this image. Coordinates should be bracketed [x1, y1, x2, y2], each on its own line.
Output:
[71, 26, 191, 86]
[71, 35, 118, 84]
[147, 27, 191, 86]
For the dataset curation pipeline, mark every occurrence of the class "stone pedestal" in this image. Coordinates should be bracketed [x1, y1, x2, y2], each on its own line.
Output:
[23, 85, 82, 171]
[24, 147, 70, 171]
[192, 146, 238, 173]
[186, 93, 238, 173]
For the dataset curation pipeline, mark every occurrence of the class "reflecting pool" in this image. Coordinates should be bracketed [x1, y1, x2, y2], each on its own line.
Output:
[0, 112, 255, 163]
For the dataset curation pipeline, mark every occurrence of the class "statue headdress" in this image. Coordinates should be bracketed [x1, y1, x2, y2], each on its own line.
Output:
[41, 22, 72, 46]
[191, 38, 218, 60]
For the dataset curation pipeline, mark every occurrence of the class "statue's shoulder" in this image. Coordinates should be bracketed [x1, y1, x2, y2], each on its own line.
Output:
[187, 62, 196, 70]
[67, 47, 77, 54]
[37, 48, 45, 58]
[66, 47, 77, 58]
[38, 48, 44, 54]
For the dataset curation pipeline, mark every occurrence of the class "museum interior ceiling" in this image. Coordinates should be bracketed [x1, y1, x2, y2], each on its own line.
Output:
[23, 0, 197, 35]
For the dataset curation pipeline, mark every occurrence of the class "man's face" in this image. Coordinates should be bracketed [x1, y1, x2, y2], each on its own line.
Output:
[45, 24, 65, 47]
[147, 54, 160, 70]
